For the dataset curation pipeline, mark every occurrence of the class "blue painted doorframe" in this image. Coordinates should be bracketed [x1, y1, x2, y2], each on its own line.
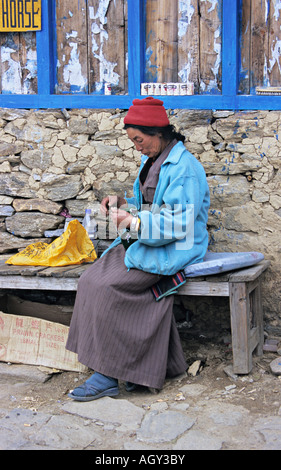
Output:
[0, 0, 280, 110]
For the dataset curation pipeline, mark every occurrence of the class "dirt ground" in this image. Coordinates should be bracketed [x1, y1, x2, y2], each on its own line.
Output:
[2, 327, 281, 419]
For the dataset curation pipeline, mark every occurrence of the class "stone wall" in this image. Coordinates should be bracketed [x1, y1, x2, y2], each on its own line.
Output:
[0, 107, 280, 331]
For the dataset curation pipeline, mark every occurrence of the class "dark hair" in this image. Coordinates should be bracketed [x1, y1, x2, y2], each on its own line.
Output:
[123, 123, 185, 143]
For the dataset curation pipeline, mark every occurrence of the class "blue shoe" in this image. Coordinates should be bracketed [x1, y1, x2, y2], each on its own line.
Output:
[125, 381, 138, 392]
[125, 382, 159, 394]
[68, 372, 119, 402]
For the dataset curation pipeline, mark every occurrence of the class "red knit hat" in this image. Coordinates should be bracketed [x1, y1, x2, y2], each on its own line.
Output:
[124, 97, 169, 127]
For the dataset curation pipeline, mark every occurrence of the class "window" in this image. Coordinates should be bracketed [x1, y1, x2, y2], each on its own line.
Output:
[239, 0, 281, 93]
[0, 0, 280, 110]
[144, 0, 222, 95]
[55, 0, 128, 95]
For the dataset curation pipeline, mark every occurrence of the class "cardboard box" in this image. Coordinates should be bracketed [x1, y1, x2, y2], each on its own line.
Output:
[0, 312, 87, 373]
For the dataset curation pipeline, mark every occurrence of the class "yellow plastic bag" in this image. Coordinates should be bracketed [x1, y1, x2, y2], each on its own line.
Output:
[6, 219, 97, 267]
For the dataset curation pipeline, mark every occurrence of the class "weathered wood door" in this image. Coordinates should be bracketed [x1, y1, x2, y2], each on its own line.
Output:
[56, 0, 127, 95]
[239, 0, 281, 93]
[145, 0, 222, 94]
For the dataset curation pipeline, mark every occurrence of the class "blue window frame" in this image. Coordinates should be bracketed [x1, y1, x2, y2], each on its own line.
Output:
[0, 0, 280, 110]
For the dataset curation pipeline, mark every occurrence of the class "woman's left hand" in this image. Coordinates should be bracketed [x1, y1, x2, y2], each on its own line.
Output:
[110, 207, 133, 232]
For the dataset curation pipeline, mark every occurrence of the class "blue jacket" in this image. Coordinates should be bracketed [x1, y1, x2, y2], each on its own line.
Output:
[102, 141, 210, 275]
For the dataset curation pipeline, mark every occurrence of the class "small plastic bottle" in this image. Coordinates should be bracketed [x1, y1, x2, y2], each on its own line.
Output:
[82, 209, 98, 249]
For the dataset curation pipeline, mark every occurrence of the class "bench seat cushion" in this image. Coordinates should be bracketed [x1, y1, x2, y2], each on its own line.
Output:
[184, 251, 264, 278]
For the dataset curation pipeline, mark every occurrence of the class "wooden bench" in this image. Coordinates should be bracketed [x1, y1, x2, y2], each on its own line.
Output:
[179, 259, 270, 374]
[0, 255, 270, 375]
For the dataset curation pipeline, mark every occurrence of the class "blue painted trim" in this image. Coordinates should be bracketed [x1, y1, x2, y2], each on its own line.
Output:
[127, 0, 144, 96]
[1, 0, 281, 110]
[222, 0, 239, 101]
[50, 0, 58, 93]
[1, 93, 280, 111]
[36, 0, 56, 94]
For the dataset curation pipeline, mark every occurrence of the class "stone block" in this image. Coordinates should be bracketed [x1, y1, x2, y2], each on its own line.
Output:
[5, 212, 64, 238]
[207, 175, 251, 207]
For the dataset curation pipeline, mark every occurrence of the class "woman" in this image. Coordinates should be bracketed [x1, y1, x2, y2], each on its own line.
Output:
[66, 97, 210, 401]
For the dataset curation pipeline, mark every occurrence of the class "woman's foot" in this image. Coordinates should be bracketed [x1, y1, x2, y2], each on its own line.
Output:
[125, 382, 160, 394]
[68, 372, 119, 402]
[125, 381, 138, 392]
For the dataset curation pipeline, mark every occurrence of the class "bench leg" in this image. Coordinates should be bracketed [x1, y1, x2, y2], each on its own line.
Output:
[251, 279, 264, 357]
[229, 282, 252, 374]
[229, 280, 264, 374]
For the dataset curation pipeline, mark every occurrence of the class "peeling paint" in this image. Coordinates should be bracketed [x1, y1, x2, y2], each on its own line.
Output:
[200, 25, 221, 93]
[90, 0, 110, 24]
[201, 0, 218, 14]
[268, 38, 281, 75]
[145, 45, 158, 82]
[62, 30, 87, 92]
[210, 26, 221, 86]
[56, 0, 120, 94]
[90, 0, 120, 92]
[177, 2, 196, 86]
[197, 0, 222, 93]
[263, 52, 270, 87]
[66, 30, 78, 39]
[273, 0, 281, 21]
[1, 46, 22, 94]
[267, 2, 281, 79]
[1, 35, 37, 95]
[178, 51, 193, 84]
[23, 48, 37, 94]
[178, 0, 195, 37]
[265, 0, 269, 23]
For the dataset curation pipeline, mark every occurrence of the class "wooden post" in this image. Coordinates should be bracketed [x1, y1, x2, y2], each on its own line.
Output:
[229, 281, 252, 374]
[251, 279, 264, 356]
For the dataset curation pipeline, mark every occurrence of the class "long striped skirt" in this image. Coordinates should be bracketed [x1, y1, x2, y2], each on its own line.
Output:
[66, 244, 187, 389]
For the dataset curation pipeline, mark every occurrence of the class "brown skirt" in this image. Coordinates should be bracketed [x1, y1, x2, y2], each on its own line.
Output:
[66, 244, 187, 389]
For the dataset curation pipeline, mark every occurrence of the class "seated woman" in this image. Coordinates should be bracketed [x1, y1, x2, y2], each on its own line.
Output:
[66, 97, 210, 401]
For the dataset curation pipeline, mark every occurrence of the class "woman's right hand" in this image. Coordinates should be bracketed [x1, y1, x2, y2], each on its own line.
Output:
[100, 196, 127, 215]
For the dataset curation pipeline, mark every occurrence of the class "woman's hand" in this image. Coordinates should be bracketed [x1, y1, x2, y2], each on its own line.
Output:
[110, 207, 133, 232]
[100, 196, 127, 215]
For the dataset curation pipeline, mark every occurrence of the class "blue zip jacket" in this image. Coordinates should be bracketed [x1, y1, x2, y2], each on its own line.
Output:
[102, 141, 210, 275]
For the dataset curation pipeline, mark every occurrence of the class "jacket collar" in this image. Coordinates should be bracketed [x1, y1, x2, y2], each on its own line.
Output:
[162, 141, 185, 165]
[141, 141, 186, 166]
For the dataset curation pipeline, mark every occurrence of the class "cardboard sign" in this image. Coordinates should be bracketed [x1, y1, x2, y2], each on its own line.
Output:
[0, 312, 87, 372]
[0, 0, 41, 32]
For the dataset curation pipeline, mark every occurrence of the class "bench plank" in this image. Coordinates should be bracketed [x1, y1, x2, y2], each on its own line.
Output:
[37, 265, 86, 278]
[229, 260, 270, 282]
[0, 264, 31, 275]
[21, 266, 47, 276]
[62, 264, 93, 277]
[178, 281, 229, 296]
[0, 275, 78, 291]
